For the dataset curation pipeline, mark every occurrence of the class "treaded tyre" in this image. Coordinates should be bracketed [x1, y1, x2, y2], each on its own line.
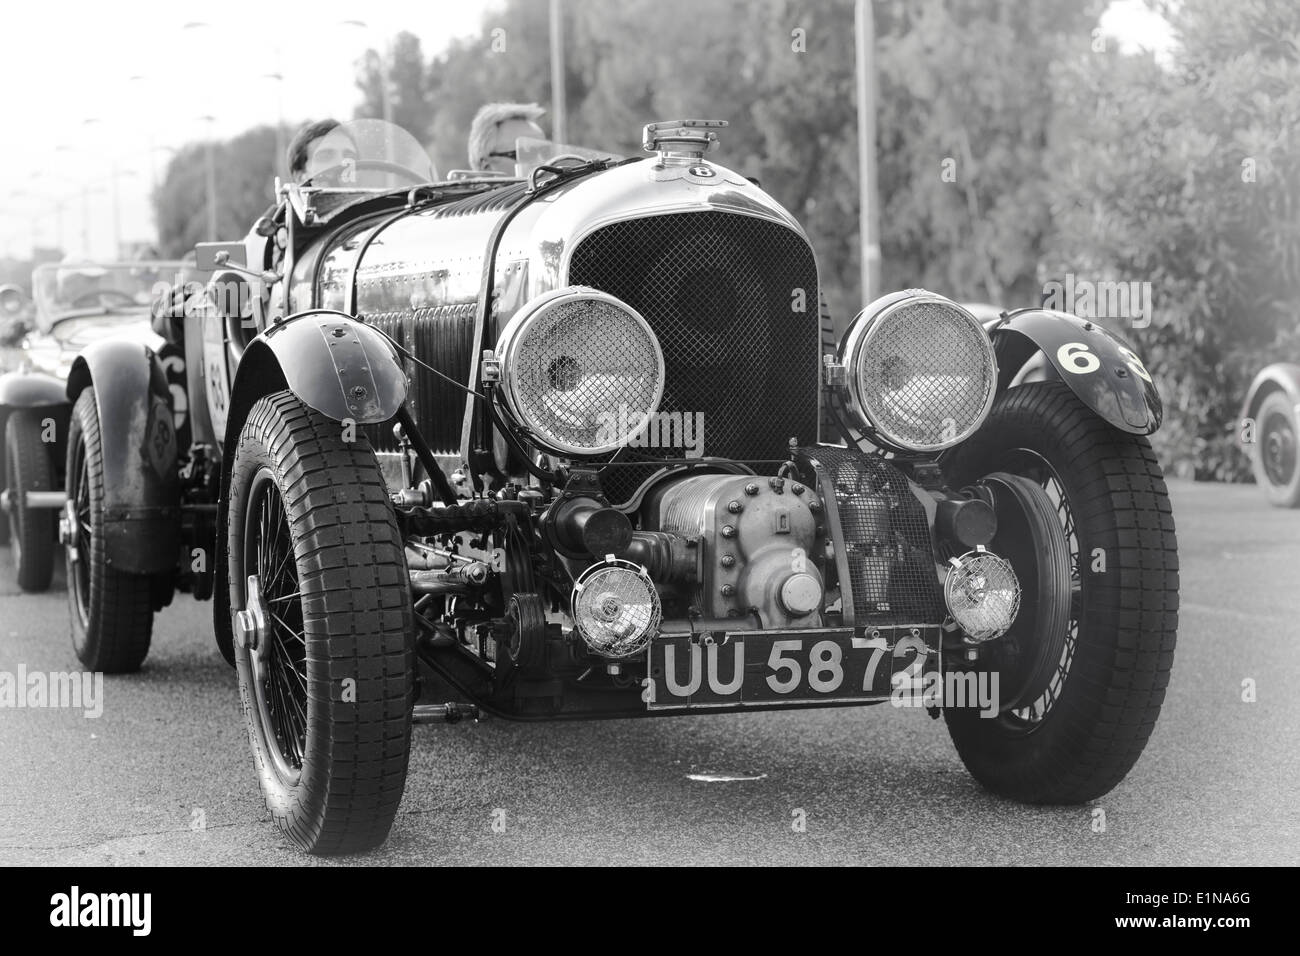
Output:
[0, 458, 9, 545]
[5, 409, 56, 592]
[227, 391, 414, 855]
[1252, 390, 1300, 508]
[941, 381, 1179, 803]
[66, 389, 155, 671]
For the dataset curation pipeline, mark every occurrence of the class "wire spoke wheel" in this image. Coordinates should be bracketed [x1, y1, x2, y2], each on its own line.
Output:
[229, 390, 414, 854]
[69, 431, 93, 628]
[995, 451, 1078, 727]
[243, 469, 308, 784]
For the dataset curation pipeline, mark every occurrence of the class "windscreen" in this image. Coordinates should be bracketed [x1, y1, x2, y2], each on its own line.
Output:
[304, 118, 438, 187]
[513, 137, 623, 179]
[31, 261, 186, 330]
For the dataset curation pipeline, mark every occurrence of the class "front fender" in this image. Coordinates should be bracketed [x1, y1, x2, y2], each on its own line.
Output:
[1239, 363, 1300, 439]
[212, 311, 407, 669]
[235, 310, 407, 425]
[991, 309, 1162, 434]
[66, 340, 180, 575]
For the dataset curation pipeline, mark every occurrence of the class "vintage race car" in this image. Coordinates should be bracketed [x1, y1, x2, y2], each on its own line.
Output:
[70, 118, 1178, 854]
[1240, 360, 1300, 507]
[0, 261, 188, 591]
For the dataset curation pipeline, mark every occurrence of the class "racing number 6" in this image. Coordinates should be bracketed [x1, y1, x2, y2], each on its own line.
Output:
[1057, 342, 1101, 374]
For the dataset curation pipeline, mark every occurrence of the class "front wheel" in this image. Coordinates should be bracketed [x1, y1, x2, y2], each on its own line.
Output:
[1252, 391, 1300, 508]
[941, 382, 1179, 803]
[227, 391, 414, 855]
[5, 409, 56, 592]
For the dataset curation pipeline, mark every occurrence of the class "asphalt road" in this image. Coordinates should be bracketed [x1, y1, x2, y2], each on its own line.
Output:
[1, 479, 1296, 866]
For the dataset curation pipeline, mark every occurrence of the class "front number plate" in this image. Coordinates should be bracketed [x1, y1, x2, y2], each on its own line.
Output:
[644, 627, 938, 711]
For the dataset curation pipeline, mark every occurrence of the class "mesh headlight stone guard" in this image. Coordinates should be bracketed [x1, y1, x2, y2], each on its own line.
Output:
[495, 287, 666, 457]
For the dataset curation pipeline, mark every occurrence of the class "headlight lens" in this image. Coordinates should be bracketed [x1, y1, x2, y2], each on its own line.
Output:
[944, 547, 1021, 643]
[571, 557, 661, 658]
[839, 291, 997, 451]
[496, 287, 666, 457]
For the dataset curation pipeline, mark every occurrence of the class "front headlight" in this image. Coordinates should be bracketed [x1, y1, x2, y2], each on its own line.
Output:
[495, 286, 666, 457]
[838, 290, 997, 452]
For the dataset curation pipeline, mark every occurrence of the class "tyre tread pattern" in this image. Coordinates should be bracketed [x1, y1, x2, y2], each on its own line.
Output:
[232, 392, 413, 855]
[943, 382, 1179, 803]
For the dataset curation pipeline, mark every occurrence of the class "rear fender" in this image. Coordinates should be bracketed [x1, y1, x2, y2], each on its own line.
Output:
[990, 309, 1162, 434]
[66, 340, 180, 575]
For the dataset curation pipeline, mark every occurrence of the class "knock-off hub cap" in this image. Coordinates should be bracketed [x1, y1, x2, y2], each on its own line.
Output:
[234, 574, 269, 654]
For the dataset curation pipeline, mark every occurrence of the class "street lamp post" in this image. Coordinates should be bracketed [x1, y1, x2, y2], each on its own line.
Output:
[341, 19, 395, 161]
[53, 143, 93, 257]
[13, 183, 70, 255]
[128, 74, 163, 197]
[4, 189, 38, 256]
[199, 116, 218, 241]
[550, 0, 567, 145]
[81, 118, 102, 257]
[53, 198, 66, 253]
[342, 20, 392, 125]
[183, 23, 221, 240]
[108, 163, 137, 258]
[264, 68, 287, 182]
[80, 184, 94, 254]
[855, 0, 881, 305]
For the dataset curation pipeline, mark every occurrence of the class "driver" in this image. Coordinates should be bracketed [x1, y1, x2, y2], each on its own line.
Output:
[468, 103, 546, 175]
[286, 118, 357, 184]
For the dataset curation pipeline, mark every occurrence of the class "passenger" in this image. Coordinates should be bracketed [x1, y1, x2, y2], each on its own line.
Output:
[467, 103, 546, 176]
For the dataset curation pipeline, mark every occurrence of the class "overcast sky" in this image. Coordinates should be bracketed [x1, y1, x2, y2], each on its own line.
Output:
[0, 0, 502, 257]
[0, 0, 1172, 259]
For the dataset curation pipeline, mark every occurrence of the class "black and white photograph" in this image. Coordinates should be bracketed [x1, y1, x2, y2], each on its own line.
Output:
[0, 0, 1292, 916]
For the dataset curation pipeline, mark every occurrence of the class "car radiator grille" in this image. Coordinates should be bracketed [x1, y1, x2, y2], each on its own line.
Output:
[800, 446, 943, 625]
[360, 303, 476, 456]
[567, 211, 821, 503]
